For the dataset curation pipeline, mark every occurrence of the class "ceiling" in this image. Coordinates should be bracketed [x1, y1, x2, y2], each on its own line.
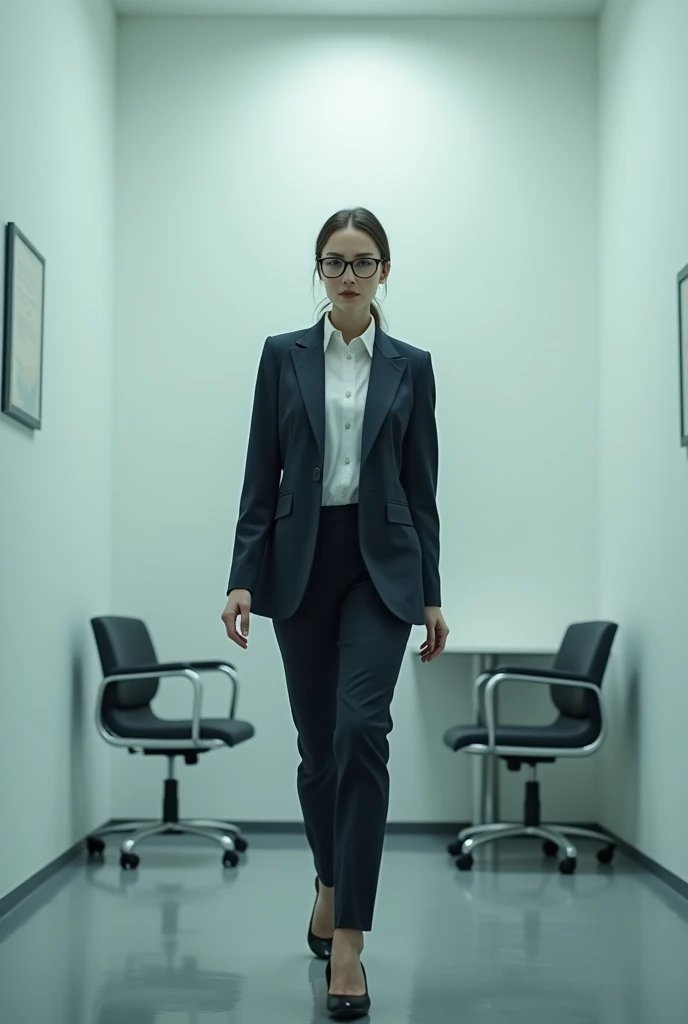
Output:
[114, 0, 603, 17]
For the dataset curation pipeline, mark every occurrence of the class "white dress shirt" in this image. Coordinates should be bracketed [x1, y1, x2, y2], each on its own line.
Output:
[322, 311, 376, 507]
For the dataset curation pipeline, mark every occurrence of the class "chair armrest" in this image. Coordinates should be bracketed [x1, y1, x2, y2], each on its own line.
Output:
[103, 660, 240, 719]
[96, 665, 203, 744]
[112, 659, 236, 674]
[472, 665, 590, 725]
[472, 672, 493, 724]
[482, 671, 606, 754]
[484, 665, 593, 683]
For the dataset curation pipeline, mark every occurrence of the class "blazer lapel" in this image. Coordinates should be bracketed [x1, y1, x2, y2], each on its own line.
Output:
[291, 319, 326, 463]
[360, 328, 407, 468]
[291, 314, 407, 468]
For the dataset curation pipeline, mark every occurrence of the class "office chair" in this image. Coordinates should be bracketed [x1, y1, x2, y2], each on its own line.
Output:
[86, 615, 255, 870]
[443, 620, 618, 875]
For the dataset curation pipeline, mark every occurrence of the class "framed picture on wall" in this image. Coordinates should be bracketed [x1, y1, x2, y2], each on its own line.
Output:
[679, 262, 688, 447]
[2, 222, 46, 430]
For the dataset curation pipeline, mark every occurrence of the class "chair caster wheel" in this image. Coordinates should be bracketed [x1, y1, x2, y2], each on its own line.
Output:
[456, 853, 474, 871]
[120, 852, 140, 870]
[559, 857, 576, 875]
[447, 840, 464, 856]
[596, 845, 615, 865]
[223, 850, 239, 868]
[233, 836, 248, 853]
[86, 837, 105, 858]
[543, 840, 559, 857]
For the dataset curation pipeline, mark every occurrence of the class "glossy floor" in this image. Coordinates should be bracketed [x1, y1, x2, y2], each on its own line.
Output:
[1, 831, 687, 1023]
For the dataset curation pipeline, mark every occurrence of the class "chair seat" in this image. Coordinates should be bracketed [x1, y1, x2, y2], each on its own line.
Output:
[105, 705, 255, 746]
[443, 713, 599, 752]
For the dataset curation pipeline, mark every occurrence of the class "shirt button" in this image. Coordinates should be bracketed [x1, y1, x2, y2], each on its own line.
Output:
[345, 391, 352, 398]
[344, 458, 351, 465]
[345, 422, 351, 429]
[313, 467, 321, 481]
[346, 354, 352, 360]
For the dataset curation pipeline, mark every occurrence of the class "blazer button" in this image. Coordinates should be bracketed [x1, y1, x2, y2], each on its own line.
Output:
[313, 467, 321, 482]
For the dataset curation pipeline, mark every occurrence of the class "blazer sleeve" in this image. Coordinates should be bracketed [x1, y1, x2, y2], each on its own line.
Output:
[400, 350, 441, 608]
[226, 336, 281, 595]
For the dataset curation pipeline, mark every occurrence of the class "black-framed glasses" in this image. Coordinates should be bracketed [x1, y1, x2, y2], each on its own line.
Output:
[316, 257, 387, 279]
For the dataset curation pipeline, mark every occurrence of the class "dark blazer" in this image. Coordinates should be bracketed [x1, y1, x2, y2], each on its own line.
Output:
[226, 313, 441, 625]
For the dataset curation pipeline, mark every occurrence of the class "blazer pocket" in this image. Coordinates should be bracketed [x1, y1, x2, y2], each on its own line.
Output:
[274, 490, 294, 520]
[386, 500, 414, 526]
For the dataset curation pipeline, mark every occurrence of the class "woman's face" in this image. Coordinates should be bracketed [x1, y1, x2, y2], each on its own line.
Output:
[318, 225, 390, 320]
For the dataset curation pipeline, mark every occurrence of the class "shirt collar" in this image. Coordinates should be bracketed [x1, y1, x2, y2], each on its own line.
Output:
[323, 311, 376, 359]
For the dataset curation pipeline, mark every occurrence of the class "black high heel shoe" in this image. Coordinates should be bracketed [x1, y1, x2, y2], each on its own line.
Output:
[307, 876, 333, 960]
[325, 958, 371, 1019]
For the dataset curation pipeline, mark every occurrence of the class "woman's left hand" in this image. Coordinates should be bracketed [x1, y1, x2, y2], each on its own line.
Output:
[420, 607, 450, 663]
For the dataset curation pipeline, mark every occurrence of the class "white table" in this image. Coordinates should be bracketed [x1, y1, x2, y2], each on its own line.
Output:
[409, 641, 556, 825]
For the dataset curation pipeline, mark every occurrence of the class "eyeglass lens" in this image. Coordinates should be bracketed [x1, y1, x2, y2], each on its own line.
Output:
[320, 258, 379, 279]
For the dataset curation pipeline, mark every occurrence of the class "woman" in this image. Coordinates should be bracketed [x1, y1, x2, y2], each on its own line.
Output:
[221, 207, 449, 1019]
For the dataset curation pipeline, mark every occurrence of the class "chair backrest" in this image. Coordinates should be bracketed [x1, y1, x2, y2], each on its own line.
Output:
[90, 616, 160, 710]
[551, 620, 618, 719]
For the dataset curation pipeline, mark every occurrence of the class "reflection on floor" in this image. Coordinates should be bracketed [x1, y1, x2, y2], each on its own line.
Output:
[1, 831, 687, 1023]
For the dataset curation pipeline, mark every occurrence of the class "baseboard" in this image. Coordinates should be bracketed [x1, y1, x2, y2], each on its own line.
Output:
[0, 833, 88, 924]
[2, 819, 686, 924]
[593, 822, 688, 902]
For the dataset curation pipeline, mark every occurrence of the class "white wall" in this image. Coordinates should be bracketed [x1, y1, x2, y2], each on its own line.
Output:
[598, 0, 688, 883]
[0, 0, 116, 903]
[113, 15, 600, 826]
[4, 0, 686, 900]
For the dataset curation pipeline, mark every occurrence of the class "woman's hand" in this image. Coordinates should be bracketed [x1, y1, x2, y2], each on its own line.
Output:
[221, 589, 252, 649]
[420, 606, 449, 663]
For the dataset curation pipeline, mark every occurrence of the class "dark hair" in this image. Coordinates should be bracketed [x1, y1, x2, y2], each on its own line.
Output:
[313, 207, 390, 329]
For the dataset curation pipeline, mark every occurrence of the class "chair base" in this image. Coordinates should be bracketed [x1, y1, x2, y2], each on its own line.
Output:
[458, 822, 580, 860]
[453, 775, 616, 864]
[88, 817, 246, 856]
[86, 762, 247, 860]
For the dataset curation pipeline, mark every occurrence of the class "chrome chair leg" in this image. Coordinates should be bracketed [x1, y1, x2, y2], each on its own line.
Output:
[531, 826, 578, 860]
[122, 822, 172, 854]
[548, 824, 615, 847]
[458, 822, 517, 842]
[461, 824, 578, 860]
[185, 819, 244, 838]
[177, 824, 236, 853]
[461, 826, 525, 854]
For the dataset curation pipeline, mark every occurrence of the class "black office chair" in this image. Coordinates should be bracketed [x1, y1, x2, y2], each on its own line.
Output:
[443, 620, 618, 875]
[86, 616, 255, 870]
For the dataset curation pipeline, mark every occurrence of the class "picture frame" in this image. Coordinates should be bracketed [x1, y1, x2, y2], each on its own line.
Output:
[2, 222, 46, 430]
[679, 262, 688, 447]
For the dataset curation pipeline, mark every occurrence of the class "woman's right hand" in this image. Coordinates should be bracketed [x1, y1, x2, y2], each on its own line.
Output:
[221, 589, 252, 649]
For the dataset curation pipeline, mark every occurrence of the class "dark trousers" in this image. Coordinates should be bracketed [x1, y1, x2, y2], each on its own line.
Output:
[272, 503, 412, 931]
